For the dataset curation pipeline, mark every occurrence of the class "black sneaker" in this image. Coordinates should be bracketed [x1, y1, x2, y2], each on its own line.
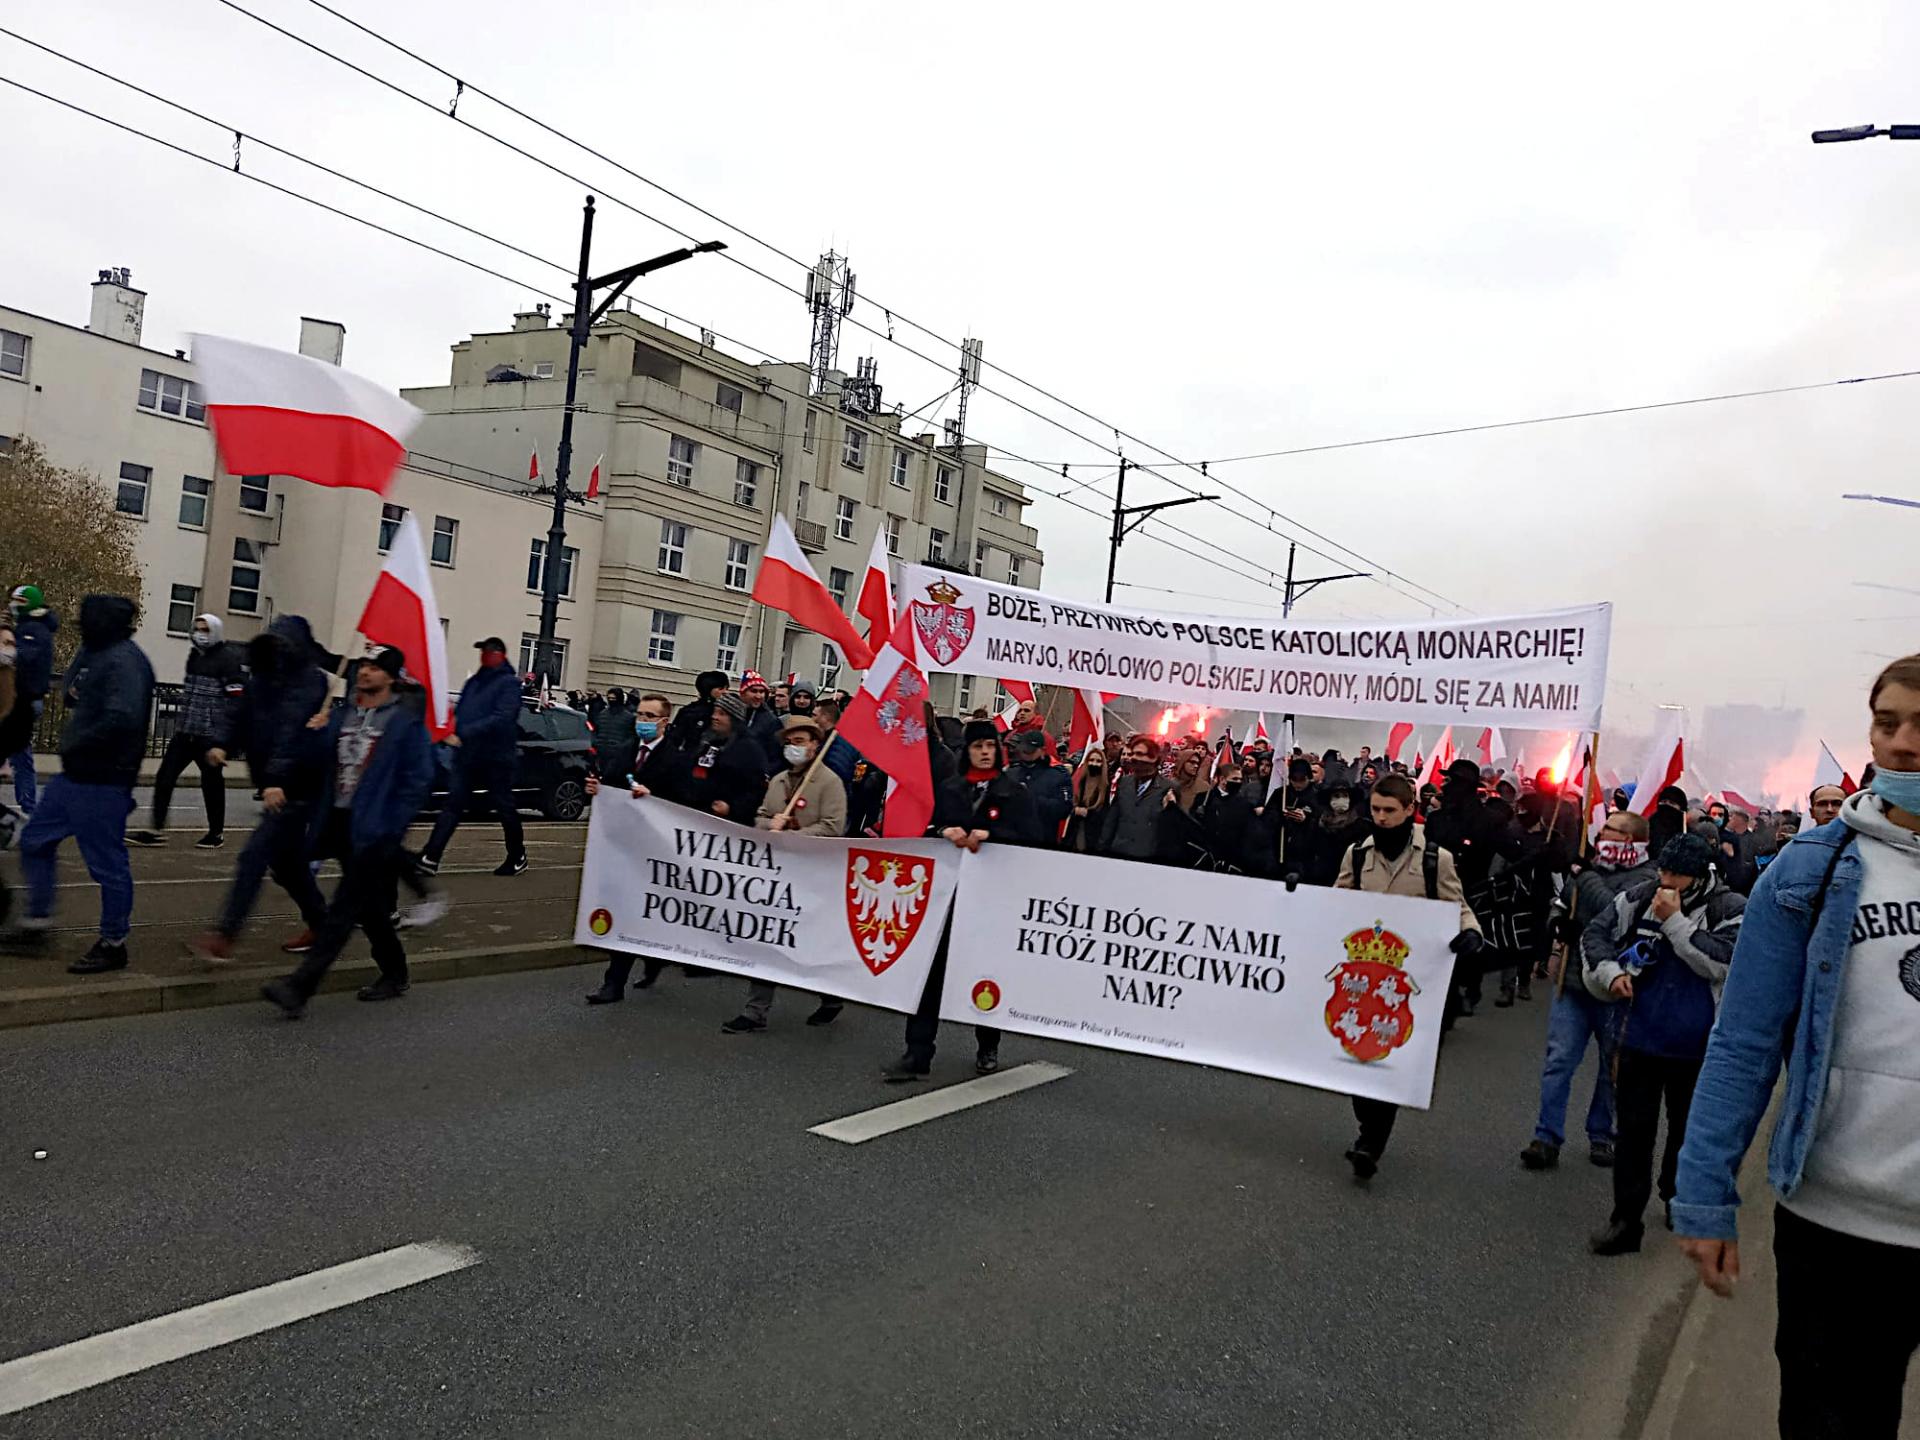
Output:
[356, 977, 409, 1002]
[127, 829, 167, 847]
[1520, 1139, 1561, 1171]
[804, 1003, 844, 1027]
[974, 1052, 1001, 1075]
[261, 978, 306, 1018]
[1344, 1144, 1380, 1181]
[882, 1054, 930, 1083]
[633, 961, 663, 990]
[1589, 1141, 1616, 1168]
[721, 1013, 766, 1034]
[194, 832, 225, 849]
[1589, 1220, 1644, 1256]
[416, 855, 441, 876]
[585, 984, 624, 1006]
[68, 940, 129, 975]
[494, 854, 529, 877]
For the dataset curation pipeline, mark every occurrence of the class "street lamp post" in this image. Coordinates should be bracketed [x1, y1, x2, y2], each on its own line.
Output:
[1104, 457, 1218, 603]
[532, 194, 726, 689]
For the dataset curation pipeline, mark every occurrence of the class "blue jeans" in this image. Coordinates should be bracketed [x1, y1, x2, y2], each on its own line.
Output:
[19, 775, 136, 941]
[1533, 984, 1624, 1148]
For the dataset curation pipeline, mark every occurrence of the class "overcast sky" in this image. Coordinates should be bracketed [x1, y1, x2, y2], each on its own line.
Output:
[5, 0, 1916, 792]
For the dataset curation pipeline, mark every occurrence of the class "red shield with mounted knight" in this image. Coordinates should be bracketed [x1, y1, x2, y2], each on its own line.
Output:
[1324, 922, 1421, 1063]
[909, 577, 976, 667]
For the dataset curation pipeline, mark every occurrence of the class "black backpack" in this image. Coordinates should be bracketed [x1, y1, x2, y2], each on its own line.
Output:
[1351, 837, 1441, 900]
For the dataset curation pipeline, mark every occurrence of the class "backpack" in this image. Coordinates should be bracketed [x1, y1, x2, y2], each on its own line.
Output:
[1351, 837, 1441, 900]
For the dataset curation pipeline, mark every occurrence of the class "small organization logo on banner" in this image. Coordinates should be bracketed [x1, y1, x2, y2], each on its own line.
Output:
[909, 577, 976, 667]
[847, 850, 936, 976]
[970, 979, 1002, 1012]
[1324, 923, 1420, 1063]
[588, 908, 613, 937]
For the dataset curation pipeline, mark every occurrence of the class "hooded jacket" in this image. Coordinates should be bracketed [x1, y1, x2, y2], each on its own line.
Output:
[237, 615, 333, 798]
[177, 613, 247, 743]
[1583, 870, 1745, 1058]
[58, 595, 154, 786]
[9, 602, 57, 702]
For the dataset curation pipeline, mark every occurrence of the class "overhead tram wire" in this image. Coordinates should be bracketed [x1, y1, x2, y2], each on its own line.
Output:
[0, 66, 1328, 617]
[206, 0, 1462, 616]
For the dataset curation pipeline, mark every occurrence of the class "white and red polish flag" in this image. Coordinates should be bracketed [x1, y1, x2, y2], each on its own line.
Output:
[529, 445, 541, 484]
[193, 335, 421, 496]
[1625, 714, 1686, 818]
[1244, 712, 1270, 746]
[1418, 726, 1455, 791]
[1069, 689, 1108, 756]
[1386, 721, 1415, 763]
[751, 516, 876, 671]
[585, 454, 602, 500]
[354, 513, 452, 739]
[1813, 741, 1859, 796]
[855, 528, 895, 649]
[838, 607, 934, 839]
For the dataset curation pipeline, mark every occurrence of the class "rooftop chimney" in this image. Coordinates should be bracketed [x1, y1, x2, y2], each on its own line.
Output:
[89, 267, 145, 345]
[298, 317, 346, 366]
[511, 302, 552, 332]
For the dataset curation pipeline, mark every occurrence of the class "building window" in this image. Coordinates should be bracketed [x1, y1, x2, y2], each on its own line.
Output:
[178, 474, 210, 530]
[166, 583, 199, 636]
[842, 427, 866, 469]
[990, 493, 1010, 517]
[518, 633, 569, 686]
[835, 496, 856, 541]
[885, 514, 901, 556]
[890, 450, 910, 488]
[803, 409, 817, 453]
[657, 520, 688, 575]
[716, 622, 742, 674]
[0, 328, 28, 379]
[238, 474, 270, 513]
[733, 456, 758, 507]
[230, 539, 262, 614]
[795, 479, 810, 519]
[667, 434, 697, 487]
[934, 465, 953, 504]
[1008, 555, 1024, 586]
[648, 611, 680, 665]
[528, 539, 578, 597]
[819, 644, 840, 691]
[377, 502, 407, 553]
[973, 541, 988, 577]
[957, 675, 975, 712]
[929, 528, 947, 563]
[431, 515, 458, 567]
[725, 538, 751, 590]
[715, 382, 744, 414]
[137, 368, 205, 422]
[828, 567, 851, 606]
[533, 361, 555, 379]
[116, 462, 150, 517]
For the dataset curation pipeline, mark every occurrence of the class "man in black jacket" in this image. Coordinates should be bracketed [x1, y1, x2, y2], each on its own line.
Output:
[3, 595, 153, 973]
[662, 669, 729, 756]
[130, 613, 245, 849]
[6, 584, 57, 815]
[736, 670, 784, 774]
[1250, 757, 1319, 881]
[1097, 734, 1174, 861]
[1006, 728, 1072, 845]
[191, 616, 334, 963]
[884, 720, 1041, 1081]
[421, 636, 528, 877]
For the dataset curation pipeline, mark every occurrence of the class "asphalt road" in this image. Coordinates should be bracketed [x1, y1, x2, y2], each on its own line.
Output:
[1, 953, 1696, 1439]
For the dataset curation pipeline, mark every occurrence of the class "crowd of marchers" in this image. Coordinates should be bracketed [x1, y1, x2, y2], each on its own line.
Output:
[3, 581, 1917, 1440]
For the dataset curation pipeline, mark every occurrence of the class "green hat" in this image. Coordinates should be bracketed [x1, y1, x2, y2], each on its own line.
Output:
[10, 584, 43, 610]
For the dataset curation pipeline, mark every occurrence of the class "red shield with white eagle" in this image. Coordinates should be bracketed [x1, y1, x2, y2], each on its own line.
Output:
[846, 850, 936, 976]
[908, 577, 976, 667]
[1324, 923, 1421, 1063]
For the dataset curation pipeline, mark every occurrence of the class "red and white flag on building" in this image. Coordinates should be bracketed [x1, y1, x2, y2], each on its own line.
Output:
[855, 529, 894, 649]
[192, 334, 421, 496]
[1069, 689, 1107, 756]
[1419, 726, 1455, 791]
[837, 608, 935, 839]
[529, 445, 542, 484]
[1813, 741, 1859, 797]
[1625, 714, 1686, 818]
[751, 516, 876, 671]
[354, 513, 452, 739]
[584, 454, 602, 500]
[1386, 721, 1415, 763]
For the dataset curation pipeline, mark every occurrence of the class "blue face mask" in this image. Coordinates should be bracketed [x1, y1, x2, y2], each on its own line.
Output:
[635, 719, 660, 741]
[1870, 767, 1920, 814]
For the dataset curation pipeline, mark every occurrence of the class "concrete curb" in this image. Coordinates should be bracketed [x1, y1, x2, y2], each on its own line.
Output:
[0, 940, 588, 1029]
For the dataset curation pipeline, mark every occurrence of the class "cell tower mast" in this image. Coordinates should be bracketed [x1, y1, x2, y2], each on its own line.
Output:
[805, 252, 855, 395]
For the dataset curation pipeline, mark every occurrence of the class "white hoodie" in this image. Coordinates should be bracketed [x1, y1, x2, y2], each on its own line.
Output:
[1783, 791, 1920, 1248]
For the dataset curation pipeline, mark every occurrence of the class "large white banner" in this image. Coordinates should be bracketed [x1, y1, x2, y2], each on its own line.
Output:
[898, 564, 1611, 731]
[575, 796, 960, 1013]
[939, 845, 1460, 1107]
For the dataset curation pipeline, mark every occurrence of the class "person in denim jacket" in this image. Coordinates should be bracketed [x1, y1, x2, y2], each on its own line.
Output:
[1672, 654, 1920, 1440]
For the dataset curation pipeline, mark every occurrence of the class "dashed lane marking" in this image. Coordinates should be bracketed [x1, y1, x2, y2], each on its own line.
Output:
[808, 1062, 1074, 1144]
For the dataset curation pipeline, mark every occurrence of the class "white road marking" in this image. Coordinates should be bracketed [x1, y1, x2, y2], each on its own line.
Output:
[0, 1240, 479, 1417]
[808, 1062, 1073, 1144]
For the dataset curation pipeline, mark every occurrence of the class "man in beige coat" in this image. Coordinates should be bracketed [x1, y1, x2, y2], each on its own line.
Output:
[722, 713, 849, 1034]
[1333, 772, 1484, 1179]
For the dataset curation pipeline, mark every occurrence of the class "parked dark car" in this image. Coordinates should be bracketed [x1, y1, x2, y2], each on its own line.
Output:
[423, 701, 594, 821]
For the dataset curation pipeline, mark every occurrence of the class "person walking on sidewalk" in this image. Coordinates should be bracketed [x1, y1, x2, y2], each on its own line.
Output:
[419, 637, 526, 878]
[5, 583, 57, 816]
[261, 646, 433, 1018]
[0, 595, 153, 974]
[1333, 772, 1483, 1180]
[191, 617, 336, 963]
[1673, 654, 1920, 1440]
[1519, 810, 1656, 1172]
[720, 712, 849, 1034]
[129, 614, 245, 850]
[1583, 832, 1745, 1256]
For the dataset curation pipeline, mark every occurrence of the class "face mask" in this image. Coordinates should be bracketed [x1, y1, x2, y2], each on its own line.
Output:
[1330, 795, 1351, 815]
[1870, 767, 1920, 814]
[1129, 758, 1156, 775]
[1595, 838, 1649, 870]
[1218, 781, 1240, 797]
[635, 719, 660, 741]
[192, 631, 215, 650]
[783, 744, 811, 766]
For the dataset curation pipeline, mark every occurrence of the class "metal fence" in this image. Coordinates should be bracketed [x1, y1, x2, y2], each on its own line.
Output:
[28, 681, 186, 759]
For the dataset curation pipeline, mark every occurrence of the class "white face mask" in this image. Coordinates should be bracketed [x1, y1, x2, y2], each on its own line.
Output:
[783, 744, 811, 766]
[192, 631, 215, 649]
[1330, 795, 1351, 815]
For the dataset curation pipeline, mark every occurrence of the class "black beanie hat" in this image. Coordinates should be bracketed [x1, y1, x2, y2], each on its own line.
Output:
[962, 719, 1000, 748]
[1444, 757, 1483, 788]
[1657, 833, 1715, 879]
[695, 670, 729, 700]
